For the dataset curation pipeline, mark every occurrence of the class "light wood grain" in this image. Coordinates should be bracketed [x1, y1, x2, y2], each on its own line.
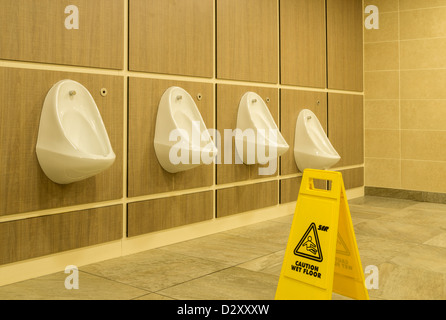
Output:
[128, 77, 214, 197]
[0, 67, 123, 216]
[327, 0, 363, 91]
[217, 0, 279, 83]
[328, 93, 364, 167]
[129, 0, 213, 77]
[338, 167, 364, 190]
[216, 84, 279, 185]
[127, 191, 213, 237]
[280, 89, 328, 175]
[216, 181, 278, 218]
[280, 0, 326, 88]
[0, 0, 123, 69]
[0, 205, 123, 265]
[280, 177, 302, 204]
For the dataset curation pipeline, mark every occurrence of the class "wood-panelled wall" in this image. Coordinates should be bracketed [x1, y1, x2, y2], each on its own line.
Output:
[0, 0, 364, 266]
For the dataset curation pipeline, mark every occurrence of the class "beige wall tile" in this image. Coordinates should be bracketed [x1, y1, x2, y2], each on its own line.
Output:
[364, 0, 399, 13]
[364, 42, 399, 71]
[400, 0, 446, 11]
[401, 100, 446, 130]
[365, 129, 401, 159]
[365, 158, 401, 188]
[402, 130, 446, 161]
[364, 12, 399, 43]
[365, 71, 399, 100]
[400, 7, 446, 40]
[402, 160, 446, 193]
[364, 1, 446, 194]
[401, 70, 446, 100]
[365, 100, 400, 129]
[401, 38, 446, 70]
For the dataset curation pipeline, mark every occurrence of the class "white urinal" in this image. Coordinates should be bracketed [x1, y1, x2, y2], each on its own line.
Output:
[36, 79, 116, 184]
[294, 109, 340, 172]
[236, 92, 289, 165]
[154, 86, 217, 173]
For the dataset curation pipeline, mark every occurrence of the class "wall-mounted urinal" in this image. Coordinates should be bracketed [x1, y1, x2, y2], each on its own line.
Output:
[235, 92, 289, 165]
[154, 86, 217, 173]
[294, 109, 340, 172]
[36, 80, 116, 184]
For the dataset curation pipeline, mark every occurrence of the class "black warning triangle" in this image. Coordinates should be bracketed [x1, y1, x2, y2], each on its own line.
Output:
[294, 223, 323, 262]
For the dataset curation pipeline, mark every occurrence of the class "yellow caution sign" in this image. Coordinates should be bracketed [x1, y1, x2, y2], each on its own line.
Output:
[275, 169, 369, 300]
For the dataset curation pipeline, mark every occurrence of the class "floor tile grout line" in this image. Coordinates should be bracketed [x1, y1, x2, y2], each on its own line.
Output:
[353, 220, 444, 247]
[78, 269, 155, 295]
[152, 265, 236, 297]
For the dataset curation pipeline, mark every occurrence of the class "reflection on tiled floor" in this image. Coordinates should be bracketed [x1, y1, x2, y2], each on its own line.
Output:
[1, 196, 446, 300]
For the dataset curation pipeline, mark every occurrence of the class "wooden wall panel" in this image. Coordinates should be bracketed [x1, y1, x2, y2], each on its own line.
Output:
[327, 0, 363, 91]
[216, 84, 279, 185]
[280, 0, 326, 88]
[0, 67, 123, 216]
[280, 177, 302, 204]
[280, 89, 328, 175]
[128, 78, 214, 197]
[216, 181, 278, 218]
[127, 191, 213, 237]
[217, 0, 279, 83]
[0, 205, 123, 265]
[129, 0, 213, 77]
[338, 167, 364, 190]
[328, 93, 364, 167]
[0, 0, 124, 69]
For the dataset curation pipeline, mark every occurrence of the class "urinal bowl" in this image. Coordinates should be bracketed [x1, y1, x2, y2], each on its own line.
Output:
[235, 92, 289, 165]
[294, 109, 340, 172]
[154, 86, 217, 173]
[235, 133, 290, 165]
[36, 79, 116, 184]
[154, 141, 217, 173]
[294, 150, 341, 173]
[37, 148, 115, 184]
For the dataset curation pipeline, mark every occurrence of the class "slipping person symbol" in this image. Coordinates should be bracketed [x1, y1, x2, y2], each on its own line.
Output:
[302, 236, 318, 255]
[294, 223, 323, 262]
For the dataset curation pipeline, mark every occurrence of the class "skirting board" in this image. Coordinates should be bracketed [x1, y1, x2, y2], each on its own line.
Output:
[0, 187, 363, 287]
[365, 186, 446, 204]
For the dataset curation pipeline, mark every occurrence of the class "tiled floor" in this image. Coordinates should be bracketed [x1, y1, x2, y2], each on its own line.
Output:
[0, 196, 446, 300]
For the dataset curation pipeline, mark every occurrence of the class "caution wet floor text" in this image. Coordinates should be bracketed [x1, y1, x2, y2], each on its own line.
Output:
[275, 169, 369, 300]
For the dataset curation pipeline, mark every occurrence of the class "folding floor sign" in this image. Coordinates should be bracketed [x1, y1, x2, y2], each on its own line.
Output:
[275, 169, 369, 300]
